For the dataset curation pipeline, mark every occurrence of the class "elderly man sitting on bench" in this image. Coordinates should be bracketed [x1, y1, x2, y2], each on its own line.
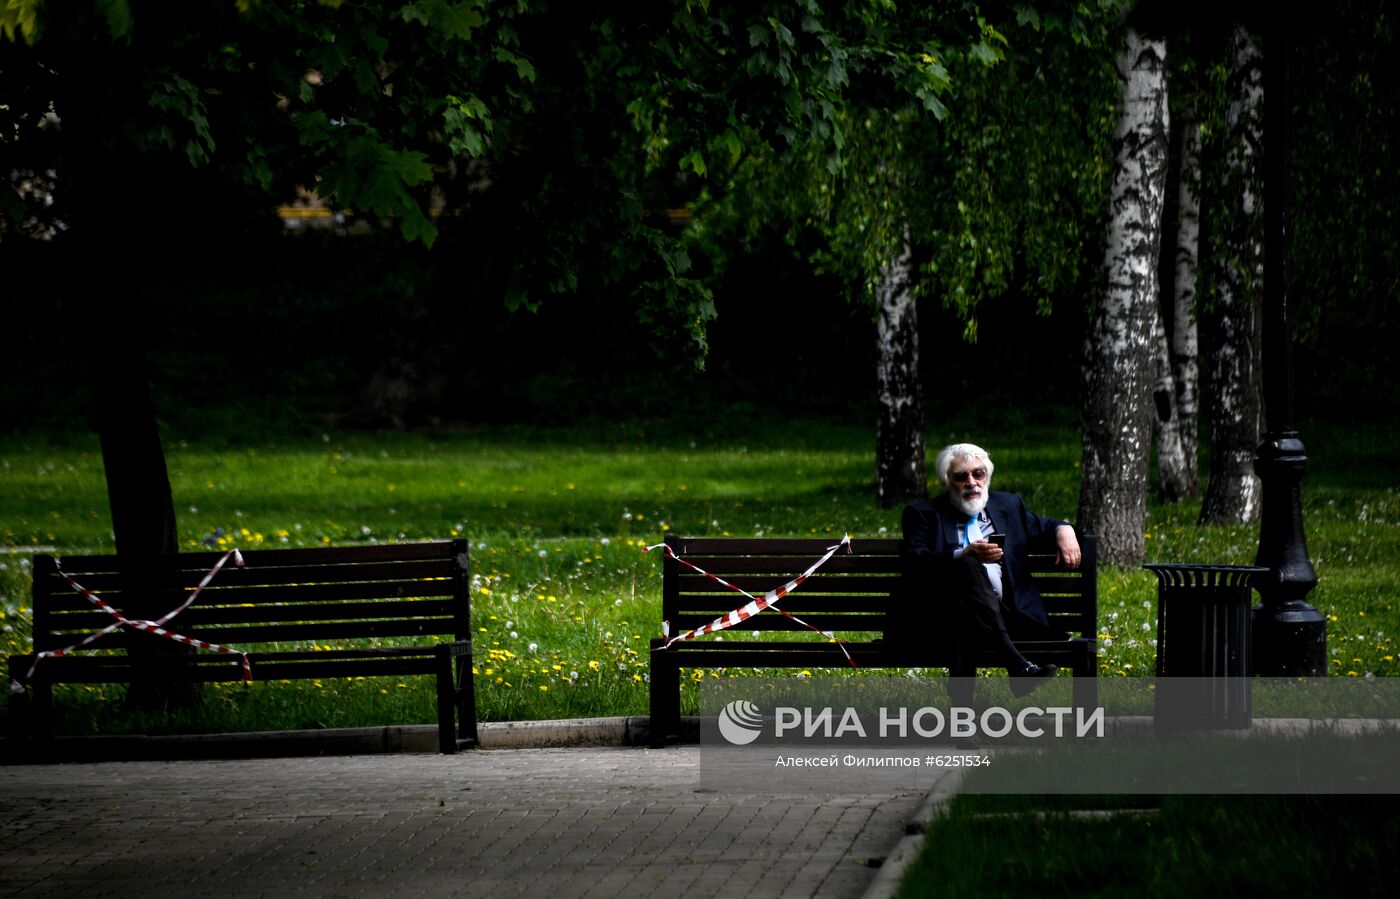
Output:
[897, 442, 1082, 702]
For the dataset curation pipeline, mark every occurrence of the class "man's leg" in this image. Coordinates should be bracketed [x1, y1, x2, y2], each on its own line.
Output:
[946, 554, 1034, 672]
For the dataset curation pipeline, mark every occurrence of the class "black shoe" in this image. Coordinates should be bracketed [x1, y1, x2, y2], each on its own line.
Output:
[1009, 663, 1058, 698]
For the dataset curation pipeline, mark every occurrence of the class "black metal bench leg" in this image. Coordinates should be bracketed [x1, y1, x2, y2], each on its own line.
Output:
[6, 657, 31, 743]
[1072, 643, 1099, 711]
[649, 640, 680, 748]
[32, 679, 53, 741]
[435, 648, 457, 754]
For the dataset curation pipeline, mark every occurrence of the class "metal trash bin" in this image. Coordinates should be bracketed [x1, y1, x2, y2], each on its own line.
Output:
[1144, 564, 1267, 730]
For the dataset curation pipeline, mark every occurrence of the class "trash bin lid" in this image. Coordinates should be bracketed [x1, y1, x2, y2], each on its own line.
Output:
[1143, 563, 1269, 588]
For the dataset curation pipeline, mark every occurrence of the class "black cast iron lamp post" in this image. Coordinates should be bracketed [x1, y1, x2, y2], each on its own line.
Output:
[1252, 26, 1327, 676]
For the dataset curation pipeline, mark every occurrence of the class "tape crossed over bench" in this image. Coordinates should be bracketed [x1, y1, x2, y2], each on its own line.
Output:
[645, 534, 857, 667]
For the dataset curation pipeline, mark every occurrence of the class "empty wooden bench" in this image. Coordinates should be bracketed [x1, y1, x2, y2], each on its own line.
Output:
[648, 535, 1098, 746]
[7, 540, 477, 753]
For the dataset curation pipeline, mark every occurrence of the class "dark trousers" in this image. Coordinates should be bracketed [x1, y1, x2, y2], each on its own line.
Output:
[942, 555, 1026, 705]
[896, 555, 1055, 706]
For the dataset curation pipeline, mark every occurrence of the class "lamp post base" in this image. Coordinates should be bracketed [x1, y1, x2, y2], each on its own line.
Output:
[1252, 432, 1326, 676]
[1252, 602, 1327, 677]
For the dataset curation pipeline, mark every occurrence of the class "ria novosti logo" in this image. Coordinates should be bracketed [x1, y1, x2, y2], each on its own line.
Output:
[712, 697, 1105, 744]
[717, 699, 765, 745]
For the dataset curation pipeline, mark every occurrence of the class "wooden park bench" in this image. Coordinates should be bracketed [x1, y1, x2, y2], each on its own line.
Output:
[648, 535, 1098, 747]
[7, 540, 477, 753]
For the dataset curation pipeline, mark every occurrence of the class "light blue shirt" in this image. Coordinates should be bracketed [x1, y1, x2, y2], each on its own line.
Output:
[954, 510, 1004, 599]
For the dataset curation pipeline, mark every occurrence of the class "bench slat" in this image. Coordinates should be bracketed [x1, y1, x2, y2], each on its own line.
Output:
[33, 618, 462, 652]
[670, 614, 887, 633]
[675, 574, 898, 594]
[674, 556, 909, 574]
[665, 538, 900, 555]
[31, 578, 459, 614]
[663, 641, 1091, 671]
[673, 595, 893, 613]
[37, 598, 460, 634]
[18, 654, 447, 683]
[35, 558, 459, 593]
[49, 542, 463, 570]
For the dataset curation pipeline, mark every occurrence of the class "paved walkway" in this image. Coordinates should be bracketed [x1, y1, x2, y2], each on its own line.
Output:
[0, 746, 938, 899]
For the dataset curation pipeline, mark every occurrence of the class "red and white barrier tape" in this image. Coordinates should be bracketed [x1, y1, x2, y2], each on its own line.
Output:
[645, 535, 857, 667]
[10, 549, 252, 692]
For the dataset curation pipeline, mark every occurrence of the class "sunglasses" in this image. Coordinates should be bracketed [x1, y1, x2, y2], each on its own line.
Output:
[950, 467, 988, 484]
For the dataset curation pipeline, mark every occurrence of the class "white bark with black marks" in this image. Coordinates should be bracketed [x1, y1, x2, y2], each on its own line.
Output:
[1200, 27, 1264, 525]
[1079, 30, 1170, 566]
[1153, 95, 1201, 503]
[1151, 295, 1194, 502]
[875, 222, 927, 509]
[1171, 101, 1202, 483]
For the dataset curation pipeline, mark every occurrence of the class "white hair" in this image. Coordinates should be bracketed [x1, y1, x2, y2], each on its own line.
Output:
[934, 443, 994, 488]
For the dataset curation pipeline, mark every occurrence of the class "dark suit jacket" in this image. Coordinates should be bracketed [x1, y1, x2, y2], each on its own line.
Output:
[900, 491, 1069, 627]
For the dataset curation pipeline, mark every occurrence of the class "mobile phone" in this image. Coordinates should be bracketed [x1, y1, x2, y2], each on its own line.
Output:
[988, 533, 1006, 547]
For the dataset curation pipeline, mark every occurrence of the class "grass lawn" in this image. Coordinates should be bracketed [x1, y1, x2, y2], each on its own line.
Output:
[1, 414, 1396, 734]
[897, 790, 1400, 898]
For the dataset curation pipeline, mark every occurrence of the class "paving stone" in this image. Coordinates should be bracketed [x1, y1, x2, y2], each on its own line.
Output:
[0, 747, 937, 898]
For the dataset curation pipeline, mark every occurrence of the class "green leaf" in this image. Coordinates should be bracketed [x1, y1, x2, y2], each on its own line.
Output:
[97, 0, 134, 39]
[680, 149, 707, 176]
[444, 109, 485, 155]
[441, 3, 484, 39]
[771, 19, 795, 50]
[400, 0, 481, 39]
[398, 204, 438, 247]
[400, 3, 430, 26]
[145, 71, 216, 166]
[720, 128, 743, 161]
[0, 0, 43, 43]
[495, 48, 536, 82]
[503, 277, 536, 312]
[970, 41, 1003, 67]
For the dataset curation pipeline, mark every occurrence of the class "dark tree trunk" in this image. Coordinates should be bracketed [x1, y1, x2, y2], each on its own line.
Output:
[1200, 27, 1264, 525]
[1170, 98, 1203, 492]
[1152, 94, 1201, 503]
[1151, 297, 1194, 502]
[60, 44, 197, 711]
[874, 223, 927, 509]
[1079, 29, 1170, 567]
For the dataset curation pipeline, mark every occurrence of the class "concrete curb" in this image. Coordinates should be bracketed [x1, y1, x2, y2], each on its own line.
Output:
[859, 767, 967, 899]
[5, 714, 1394, 764]
[0, 715, 705, 764]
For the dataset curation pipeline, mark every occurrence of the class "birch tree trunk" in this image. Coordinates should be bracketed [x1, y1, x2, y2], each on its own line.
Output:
[1152, 95, 1201, 503]
[1079, 29, 1169, 567]
[874, 221, 928, 509]
[1199, 27, 1264, 525]
[1171, 100, 1202, 487]
[1151, 296, 1193, 501]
